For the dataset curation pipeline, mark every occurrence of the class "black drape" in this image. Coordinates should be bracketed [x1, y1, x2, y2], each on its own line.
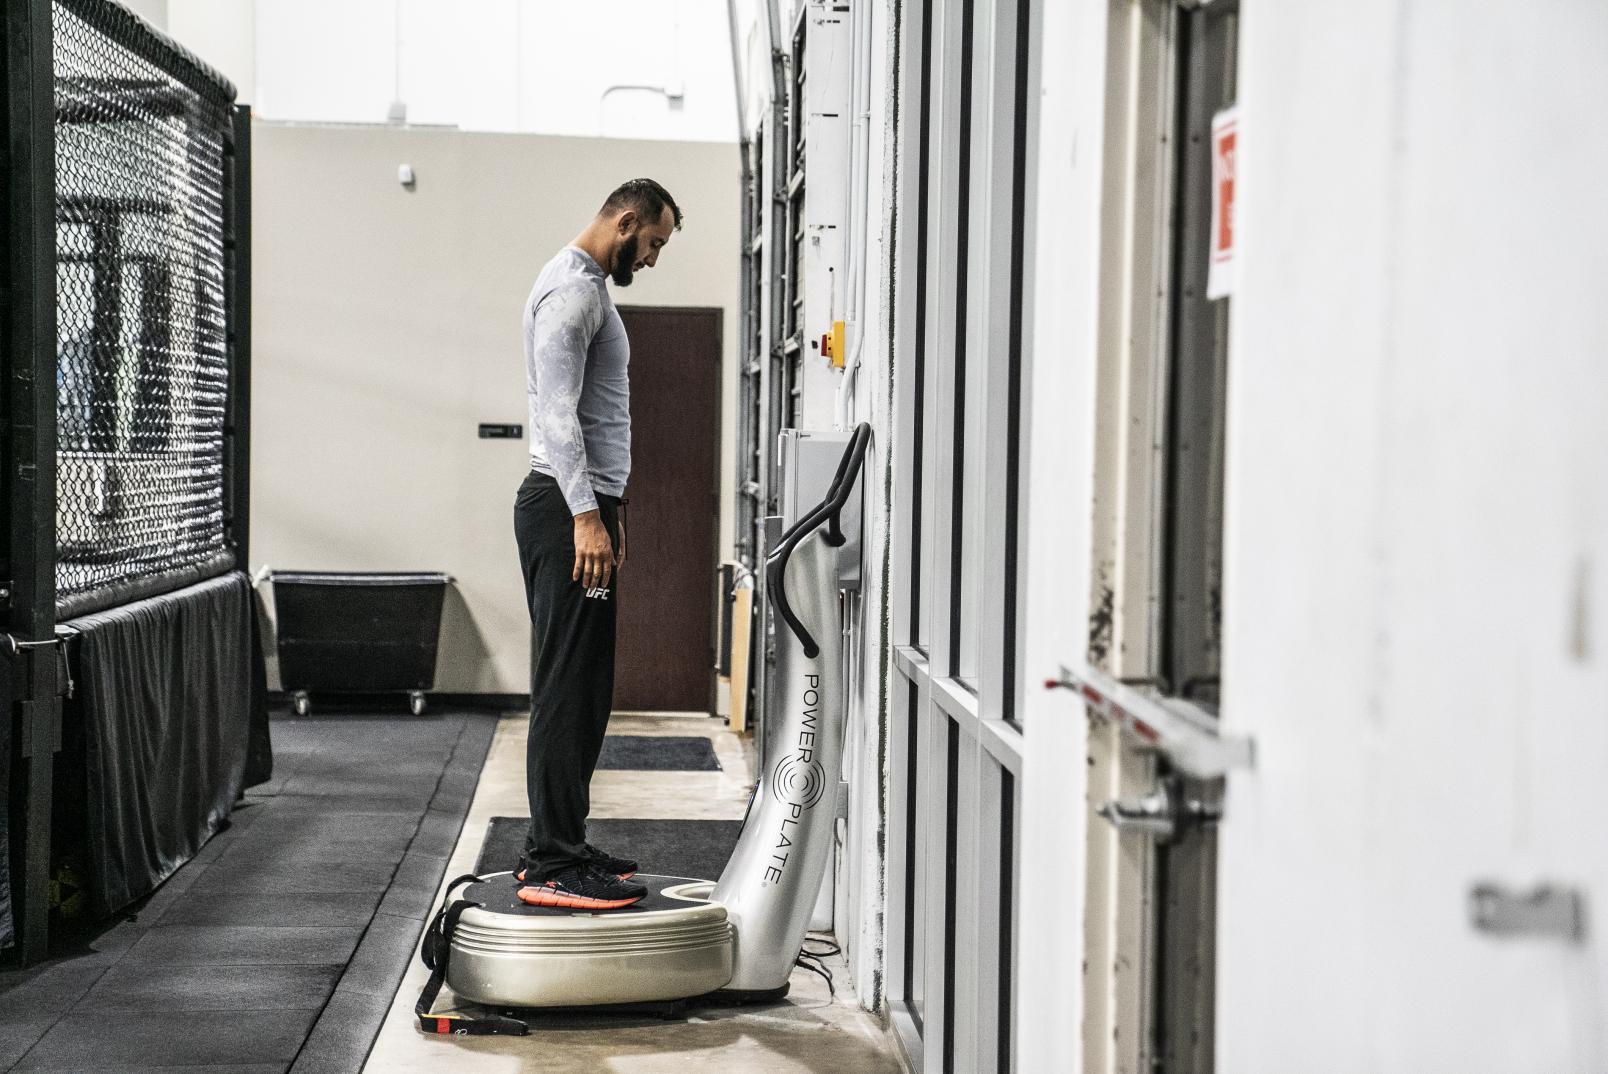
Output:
[64, 571, 252, 916]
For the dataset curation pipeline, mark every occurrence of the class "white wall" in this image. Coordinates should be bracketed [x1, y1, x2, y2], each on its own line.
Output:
[251, 122, 740, 694]
[1217, 2, 1608, 1071]
[121, 0, 168, 32]
[162, 0, 738, 142]
[837, 0, 896, 1013]
[167, 0, 255, 101]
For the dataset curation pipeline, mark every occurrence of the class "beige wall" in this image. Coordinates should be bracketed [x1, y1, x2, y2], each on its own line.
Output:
[252, 121, 739, 694]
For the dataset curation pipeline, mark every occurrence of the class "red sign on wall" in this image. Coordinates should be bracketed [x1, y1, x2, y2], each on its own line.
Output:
[1207, 105, 1238, 300]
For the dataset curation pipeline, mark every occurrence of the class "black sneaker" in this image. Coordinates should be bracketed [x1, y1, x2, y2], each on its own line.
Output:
[583, 842, 639, 879]
[514, 846, 637, 883]
[517, 863, 646, 910]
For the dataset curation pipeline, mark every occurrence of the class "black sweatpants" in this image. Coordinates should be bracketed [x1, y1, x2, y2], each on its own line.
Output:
[514, 470, 620, 881]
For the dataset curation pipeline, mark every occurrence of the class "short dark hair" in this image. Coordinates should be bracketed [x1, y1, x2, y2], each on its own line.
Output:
[601, 178, 683, 231]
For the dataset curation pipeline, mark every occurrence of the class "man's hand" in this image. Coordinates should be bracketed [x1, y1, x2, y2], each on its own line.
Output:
[615, 514, 627, 572]
[573, 510, 615, 589]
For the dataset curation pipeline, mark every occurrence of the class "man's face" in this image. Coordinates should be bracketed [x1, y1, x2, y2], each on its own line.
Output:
[610, 206, 675, 286]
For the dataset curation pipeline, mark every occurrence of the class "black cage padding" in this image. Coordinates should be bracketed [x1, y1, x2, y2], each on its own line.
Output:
[62, 570, 252, 917]
[0, 661, 14, 949]
[242, 583, 274, 789]
[51, 0, 239, 618]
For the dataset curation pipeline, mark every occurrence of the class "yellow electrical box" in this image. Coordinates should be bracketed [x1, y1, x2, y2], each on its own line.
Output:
[829, 320, 846, 369]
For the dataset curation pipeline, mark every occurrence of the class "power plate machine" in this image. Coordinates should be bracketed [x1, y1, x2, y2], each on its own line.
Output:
[416, 425, 870, 1034]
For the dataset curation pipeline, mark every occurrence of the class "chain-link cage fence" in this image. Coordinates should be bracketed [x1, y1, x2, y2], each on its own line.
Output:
[51, 0, 237, 614]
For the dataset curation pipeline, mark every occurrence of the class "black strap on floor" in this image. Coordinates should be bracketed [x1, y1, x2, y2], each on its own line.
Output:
[416, 873, 528, 1036]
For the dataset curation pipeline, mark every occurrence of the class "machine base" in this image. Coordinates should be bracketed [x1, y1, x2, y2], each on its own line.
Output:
[446, 873, 736, 1008]
[707, 982, 793, 1005]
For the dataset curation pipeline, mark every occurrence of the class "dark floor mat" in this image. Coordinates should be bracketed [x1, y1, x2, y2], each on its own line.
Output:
[0, 709, 496, 1074]
[476, 816, 743, 882]
[596, 735, 720, 772]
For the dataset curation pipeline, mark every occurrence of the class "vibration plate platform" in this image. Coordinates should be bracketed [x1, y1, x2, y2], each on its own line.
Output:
[447, 873, 736, 1008]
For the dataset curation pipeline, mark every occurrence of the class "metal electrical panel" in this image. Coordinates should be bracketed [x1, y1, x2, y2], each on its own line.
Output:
[778, 428, 862, 589]
[786, 0, 851, 430]
[754, 428, 862, 770]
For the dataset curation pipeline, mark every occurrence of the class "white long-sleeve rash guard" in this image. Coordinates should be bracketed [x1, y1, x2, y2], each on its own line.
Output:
[522, 246, 631, 515]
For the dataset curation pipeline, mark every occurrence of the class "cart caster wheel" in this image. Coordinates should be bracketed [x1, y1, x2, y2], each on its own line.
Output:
[292, 691, 311, 717]
[409, 691, 426, 716]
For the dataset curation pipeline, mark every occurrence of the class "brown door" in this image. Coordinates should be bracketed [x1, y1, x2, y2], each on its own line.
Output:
[613, 307, 722, 712]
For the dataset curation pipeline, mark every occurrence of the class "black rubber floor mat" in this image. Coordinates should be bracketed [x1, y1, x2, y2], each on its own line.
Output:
[476, 816, 743, 882]
[0, 710, 496, 1074]
[596, 734, 720, 772]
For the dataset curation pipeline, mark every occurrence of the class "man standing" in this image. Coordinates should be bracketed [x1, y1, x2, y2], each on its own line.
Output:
[515, 179, 681, 909]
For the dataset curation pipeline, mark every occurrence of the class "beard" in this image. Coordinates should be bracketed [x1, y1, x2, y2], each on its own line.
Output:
[610, 233, 639, 286]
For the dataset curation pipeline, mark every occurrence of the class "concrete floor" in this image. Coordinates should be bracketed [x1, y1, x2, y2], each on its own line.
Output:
[362, 714, 907, 1074]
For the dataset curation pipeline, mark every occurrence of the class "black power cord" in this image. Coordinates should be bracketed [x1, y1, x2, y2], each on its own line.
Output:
[794, 934, 843, 998]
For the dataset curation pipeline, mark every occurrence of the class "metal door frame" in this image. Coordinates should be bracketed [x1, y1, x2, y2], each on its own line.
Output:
[1, 0, 62, 965]
[884, 0, 1039, 1070]
[1083, 2, 1239, 1070]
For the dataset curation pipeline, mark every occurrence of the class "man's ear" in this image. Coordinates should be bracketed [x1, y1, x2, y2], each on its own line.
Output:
[614, 209, 638, 235]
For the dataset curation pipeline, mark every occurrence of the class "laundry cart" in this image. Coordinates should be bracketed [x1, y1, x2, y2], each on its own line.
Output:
[268, 571, 453, 716]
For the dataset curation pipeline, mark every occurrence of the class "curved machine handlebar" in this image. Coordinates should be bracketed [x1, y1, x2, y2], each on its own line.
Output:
[766, 423, 871, 659]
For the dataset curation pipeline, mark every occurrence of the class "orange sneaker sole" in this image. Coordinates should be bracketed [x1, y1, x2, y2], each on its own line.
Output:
[516, 885, 644, 910]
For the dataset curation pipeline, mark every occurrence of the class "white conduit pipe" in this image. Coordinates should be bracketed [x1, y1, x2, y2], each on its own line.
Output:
[834, 0, 874, 430]
[724, 0, 747, 134]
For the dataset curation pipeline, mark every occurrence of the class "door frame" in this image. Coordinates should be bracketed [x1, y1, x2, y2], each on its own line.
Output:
[1084, 2, 1238, 1069]
[1083, 2, 1178, 1069]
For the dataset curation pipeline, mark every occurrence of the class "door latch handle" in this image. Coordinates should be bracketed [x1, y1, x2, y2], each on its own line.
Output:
[1097, 791, 1178, 841]
[1096, 777, 1221, 845]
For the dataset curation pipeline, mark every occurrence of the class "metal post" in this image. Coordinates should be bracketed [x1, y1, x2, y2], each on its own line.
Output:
[727, 0, 754, 566]
[764, 19, 789, 521]
[1, 0, 61, 964]
[746, 10, 792, 740]
[224, 104, 252, 573]
[734, 151, 755, 566]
